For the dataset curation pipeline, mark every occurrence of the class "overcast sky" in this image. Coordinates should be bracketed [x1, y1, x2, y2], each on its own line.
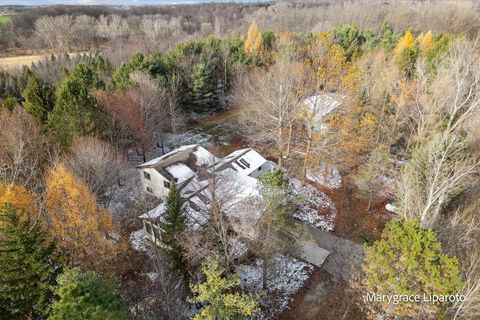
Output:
[1, 0, 268, 5]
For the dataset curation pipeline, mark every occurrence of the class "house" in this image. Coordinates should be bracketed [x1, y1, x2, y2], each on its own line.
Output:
[137, 145, 276, 245]
[303, 93, 342, 132]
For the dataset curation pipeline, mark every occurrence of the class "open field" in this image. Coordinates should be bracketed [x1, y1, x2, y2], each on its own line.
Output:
[0, 16, 12, 26]
[0, 54, 47, 71]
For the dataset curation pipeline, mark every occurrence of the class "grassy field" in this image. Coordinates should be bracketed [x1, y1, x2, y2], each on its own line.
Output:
[0, 54, 47, 70]
[0, 16, 12, 26]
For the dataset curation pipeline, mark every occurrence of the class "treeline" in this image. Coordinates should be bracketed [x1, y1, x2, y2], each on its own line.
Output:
[1, 0, 479, 60]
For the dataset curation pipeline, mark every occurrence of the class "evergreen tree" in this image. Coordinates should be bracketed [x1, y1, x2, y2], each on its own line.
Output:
[47, 64, 108, 148]
[22, 74, 55, 123]
[0, 205, 60, 319]
[188, 257, 259, 320]
[192, 60, 217, 112]
[258, 168, 289, 190]
[49, 268, 129, 320]
[160, 180, 187, 268]
[362, 219, 463, 317]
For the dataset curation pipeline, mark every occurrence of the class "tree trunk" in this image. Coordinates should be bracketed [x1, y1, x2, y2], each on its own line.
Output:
[302, 135, 312, 184]
[262, 259, 268, 291]
[367, 191, 373, 211]
[286, 122, 293, 157]
[278, 126, 283, 167]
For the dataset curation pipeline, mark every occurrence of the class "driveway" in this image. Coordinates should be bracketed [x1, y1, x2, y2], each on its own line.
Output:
[306, 224, 364, 282]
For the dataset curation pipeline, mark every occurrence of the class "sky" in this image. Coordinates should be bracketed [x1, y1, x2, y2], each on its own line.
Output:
[1, 0, 269, 5]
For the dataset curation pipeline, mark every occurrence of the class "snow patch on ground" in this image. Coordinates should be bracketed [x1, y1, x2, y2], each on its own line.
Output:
[238, 255, 314, 319]
[146, 272, 158, 282]
[292, 180, 337, 231]
[306, 163, 341, 189]
[130, 229, 149, 252]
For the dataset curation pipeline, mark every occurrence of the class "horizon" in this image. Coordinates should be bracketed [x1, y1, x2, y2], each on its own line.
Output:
[0, 0, 271, 6]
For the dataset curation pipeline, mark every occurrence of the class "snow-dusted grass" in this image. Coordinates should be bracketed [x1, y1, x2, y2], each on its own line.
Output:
[292, 180, 337, 231]
[238, 255, 314, 319]
[306, 163, 342, 189]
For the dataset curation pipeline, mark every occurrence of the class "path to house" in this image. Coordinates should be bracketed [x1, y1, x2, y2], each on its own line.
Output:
[306, 224, 364, 282]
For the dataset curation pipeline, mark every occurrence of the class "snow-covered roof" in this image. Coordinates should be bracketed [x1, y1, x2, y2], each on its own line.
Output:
[139, 202, 166, 220]
[231, 149, 268, 176]
[303, 94, 342, 131]
[137, 145, 198, 168]
[165, 163, 195, 183]
[192, 146, 218, 167]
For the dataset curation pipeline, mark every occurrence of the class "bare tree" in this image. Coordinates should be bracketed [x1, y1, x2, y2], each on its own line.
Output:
[65, 136, 126, 206]
[0, 108, 48, 192]
[396, 40, 480, 228]
[233, 57, 305, 166]
[161, 75, 185, 148]
[96, 15, 130, 41]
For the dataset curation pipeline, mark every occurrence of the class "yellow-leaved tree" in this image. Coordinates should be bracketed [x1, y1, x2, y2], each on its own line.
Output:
[417, 31, 434, 53]
[395, 31, 415, 58]
[45, 163, 117, 271]
[0, 183, 39, 224]
[244, 22, 264, 56]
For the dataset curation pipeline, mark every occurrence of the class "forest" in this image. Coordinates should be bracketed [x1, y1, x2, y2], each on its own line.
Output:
[1, 0, 480, 319]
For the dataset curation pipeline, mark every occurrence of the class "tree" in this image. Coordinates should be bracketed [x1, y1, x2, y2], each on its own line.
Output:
[362, 219, 463, 318]
[0, 183, 39, 224]
[188, 257, 259, 320]
[244, 22, 264, 57]
[234, 57, 304, 166]
[66, 137, 125, 206]
[22, 73, 55, 123]
[255, 169, 304, 290]
[160, 180, 187, 268]
[47, 63, 108, 148]
[418, 31, 434, 53]
[395, 31, 415, 58]
[45, 163, 117, 271]
[192, 60, 217, 112]
[0, 205, 61, 319]
[352, 145, 391, 211]
[0, 108, 48, 192]
[49, 268, 128, 320]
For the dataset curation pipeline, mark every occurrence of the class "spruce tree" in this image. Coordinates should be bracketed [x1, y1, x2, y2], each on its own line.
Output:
[0, 205, 60, 319]
[47, 63, 108, 148]
[22, 74, 55, 123]
[49, 268, 128, 320]
[160, 180, 187, 268]
[192, 60, 217, 112]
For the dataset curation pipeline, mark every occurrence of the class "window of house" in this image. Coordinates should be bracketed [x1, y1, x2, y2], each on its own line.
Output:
[145, 222, 152, 235]
[164, 180, 171, 188]
[143, 171, 151, 180]
[146, 186, 153, 193]
[258, 166, 262, 171]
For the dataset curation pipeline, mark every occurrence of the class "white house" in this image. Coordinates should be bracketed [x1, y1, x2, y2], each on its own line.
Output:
[303, 93, 342, 132]
[137, 145, 276, 244]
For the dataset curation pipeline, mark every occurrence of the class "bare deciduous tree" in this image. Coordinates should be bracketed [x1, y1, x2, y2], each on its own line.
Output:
[233, 57, 305, 166]
[0, 108, 48, 192]
[65, 136, 126, 206]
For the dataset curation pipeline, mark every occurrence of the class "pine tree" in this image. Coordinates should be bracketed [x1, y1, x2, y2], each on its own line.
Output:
[49, 268, 128, 320]
[258, 168, 289, 190]
[192, 60, 217, 112]
[0, 205, 61, 319]
[22, 74, 55, 124]
[188, 257, 259, 320]
[362, 219, 463, 317]
[244, 22, 264, 57]
[160, 180, 187, 268]
[47, 64, 108, 148]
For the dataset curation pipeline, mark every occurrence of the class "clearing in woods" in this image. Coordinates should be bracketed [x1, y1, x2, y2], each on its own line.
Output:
[0, 16, 12, 26]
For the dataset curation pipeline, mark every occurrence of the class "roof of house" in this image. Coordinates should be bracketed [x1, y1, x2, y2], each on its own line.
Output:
[137, 145, 198, 169]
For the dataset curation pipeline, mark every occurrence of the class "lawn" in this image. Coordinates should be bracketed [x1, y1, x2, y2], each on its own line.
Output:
[0, 16, 12, 26]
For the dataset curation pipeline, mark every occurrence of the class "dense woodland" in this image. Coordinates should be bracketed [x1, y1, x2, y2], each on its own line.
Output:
[1, 0, 480, 319]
